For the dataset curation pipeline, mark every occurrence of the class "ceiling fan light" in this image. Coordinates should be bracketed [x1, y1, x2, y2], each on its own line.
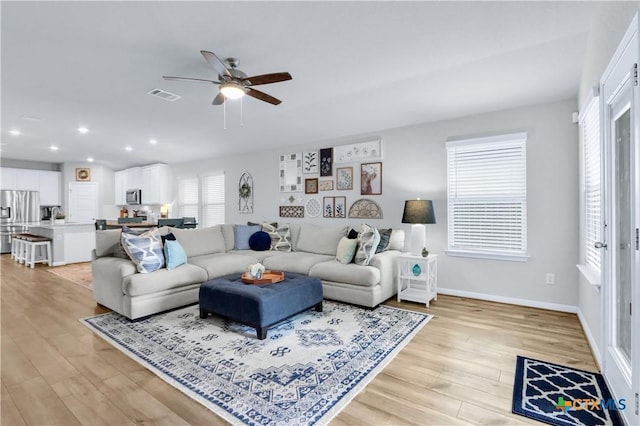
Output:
[220, 83, 246, 99]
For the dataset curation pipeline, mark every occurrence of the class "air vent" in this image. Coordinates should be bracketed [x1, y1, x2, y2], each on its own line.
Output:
[147, 88, 181, 102]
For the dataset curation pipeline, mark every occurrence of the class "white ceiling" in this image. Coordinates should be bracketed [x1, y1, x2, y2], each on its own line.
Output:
[2, 1, 598, 170]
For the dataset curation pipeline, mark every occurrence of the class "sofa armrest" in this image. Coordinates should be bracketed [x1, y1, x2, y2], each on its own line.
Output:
[91, 257, 137, 313]
[369, 250, 402, 301]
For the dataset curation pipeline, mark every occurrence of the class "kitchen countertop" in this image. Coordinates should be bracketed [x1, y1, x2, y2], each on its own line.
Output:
[30, 221, 95, 229]
[106, 221, 156, 228]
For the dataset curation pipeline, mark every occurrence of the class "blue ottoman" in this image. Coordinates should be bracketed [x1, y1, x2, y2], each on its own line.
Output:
[199, 272, 323, 339]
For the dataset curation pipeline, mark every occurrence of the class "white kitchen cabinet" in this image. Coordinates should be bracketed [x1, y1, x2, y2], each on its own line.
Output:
[124, 167, 142, 190]
[141, 163, 172, 204]
[38, 170, 62, 205]
[15, 169, 39, 191]
[0, 168, 61, 204]
[114, 170, 126, 205]
[1, 168, 17, 190]
[113, 164, 172, 206]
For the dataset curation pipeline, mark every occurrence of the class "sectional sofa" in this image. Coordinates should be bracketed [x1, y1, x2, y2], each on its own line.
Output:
[91, 223, 405, 320]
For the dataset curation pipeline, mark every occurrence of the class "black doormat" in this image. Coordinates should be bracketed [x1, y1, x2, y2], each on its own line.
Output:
[512, 356, 625, 426]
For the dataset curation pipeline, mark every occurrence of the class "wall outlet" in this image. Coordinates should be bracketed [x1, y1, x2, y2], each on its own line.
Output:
[546, 273, 555, 285]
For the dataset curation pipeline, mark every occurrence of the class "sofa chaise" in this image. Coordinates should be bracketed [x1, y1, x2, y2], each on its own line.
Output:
[91, 223, 405, 320]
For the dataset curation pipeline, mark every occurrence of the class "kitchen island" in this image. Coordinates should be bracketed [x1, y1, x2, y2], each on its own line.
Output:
[28, 221, 95, 266]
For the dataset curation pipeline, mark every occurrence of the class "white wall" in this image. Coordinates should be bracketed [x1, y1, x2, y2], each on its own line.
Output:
[172, 98, 580, 308]
[579, 3, 638, 107]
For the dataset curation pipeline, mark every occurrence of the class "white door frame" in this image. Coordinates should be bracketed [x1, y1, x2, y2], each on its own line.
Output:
[600, 13, 640, 425]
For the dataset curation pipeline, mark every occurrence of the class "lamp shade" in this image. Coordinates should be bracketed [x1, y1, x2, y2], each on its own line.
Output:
[401, 200, 436, 224]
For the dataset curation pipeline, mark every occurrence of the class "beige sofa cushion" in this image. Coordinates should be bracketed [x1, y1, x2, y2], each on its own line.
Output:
[172, 226, 226, 258]
[388, 229, 406, 251]
[220, 224, 235, 252]
[262, 252, 334, 275]
[95, 229, 122, 258]
[122, 263, 208, 297]
[189, 253, 259, 280]
[309, 260, 381, 287]
[296, 224, 347, 256]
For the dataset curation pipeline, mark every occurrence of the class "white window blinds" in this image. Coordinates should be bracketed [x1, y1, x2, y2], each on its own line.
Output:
[581, 98, 601, 272]
[201, 172, 225, 227]
[446, 133, 528, 260]
[177, 176, 199, 221]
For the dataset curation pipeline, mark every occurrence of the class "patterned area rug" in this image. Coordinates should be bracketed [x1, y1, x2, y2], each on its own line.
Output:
[47, 262, 92, 290]
[512, 356, 624, 426]
[82, 301, 431, 426]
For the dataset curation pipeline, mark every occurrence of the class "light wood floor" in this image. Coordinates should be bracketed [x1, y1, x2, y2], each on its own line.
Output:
[1, 254, 598, 425]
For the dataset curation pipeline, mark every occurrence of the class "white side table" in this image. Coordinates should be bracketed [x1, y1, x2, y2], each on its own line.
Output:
[397, 253, 438, 307]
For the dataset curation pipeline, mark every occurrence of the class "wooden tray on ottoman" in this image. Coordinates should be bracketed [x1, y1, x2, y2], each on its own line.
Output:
[241, 270, 285, 285]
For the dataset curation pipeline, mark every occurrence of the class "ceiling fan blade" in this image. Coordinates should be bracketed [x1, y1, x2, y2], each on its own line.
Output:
[212, 92, 225, 105]
[246, 88, 282, 105]
[242, 72, 292, 86]
[163, 76, 220, 84]
[200, 50, 231, 78]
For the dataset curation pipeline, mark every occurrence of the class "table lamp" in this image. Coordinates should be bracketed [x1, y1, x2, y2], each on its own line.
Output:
[402, 199, 436, 256]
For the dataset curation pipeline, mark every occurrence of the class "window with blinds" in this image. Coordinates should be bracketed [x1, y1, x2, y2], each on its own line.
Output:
[446, 133, 528, 261]
[201, 172, 225, 227]
[581, 97, 601, 274]
[176, 172, 225, 227]
[177, 176, 199, 221]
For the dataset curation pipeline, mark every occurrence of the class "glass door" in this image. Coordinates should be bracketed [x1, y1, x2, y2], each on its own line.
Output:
[601, 15, 639, 425]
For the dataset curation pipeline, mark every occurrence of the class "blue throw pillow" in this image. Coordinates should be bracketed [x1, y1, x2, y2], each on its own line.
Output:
[249, 231, 271, 251]
[234, 225, 261, 250]
[164, 240, 187, 270]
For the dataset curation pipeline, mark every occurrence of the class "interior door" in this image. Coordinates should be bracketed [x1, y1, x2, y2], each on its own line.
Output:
[68, 182, 99, 222]
[601, 14, 639, 425]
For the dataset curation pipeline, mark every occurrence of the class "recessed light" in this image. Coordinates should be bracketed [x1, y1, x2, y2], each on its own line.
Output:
[149, 139, 158, 145]
[87, 157, 94, 162]
[50, 145, 59, 151]
[9, 129, 21, 136]
[125, 146, 133, 151]
[77, 126, 89, 134]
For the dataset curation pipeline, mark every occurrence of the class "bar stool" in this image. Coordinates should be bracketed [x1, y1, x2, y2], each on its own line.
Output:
[11, 234, 28, 263]
[21, 235, 52, 269]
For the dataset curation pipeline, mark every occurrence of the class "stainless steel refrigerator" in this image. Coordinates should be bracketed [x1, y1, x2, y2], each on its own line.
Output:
[0, 190, 40, 253]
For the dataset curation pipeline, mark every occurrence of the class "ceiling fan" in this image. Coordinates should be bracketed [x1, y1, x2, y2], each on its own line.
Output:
[163, 50, 292, 106]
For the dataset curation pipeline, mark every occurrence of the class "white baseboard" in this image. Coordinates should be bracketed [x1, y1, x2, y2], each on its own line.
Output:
[576, 308, 602, 370]
[437, 287, 578, 313]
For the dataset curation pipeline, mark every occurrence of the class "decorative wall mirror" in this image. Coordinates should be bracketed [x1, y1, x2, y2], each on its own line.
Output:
[279, 153, 303, 192]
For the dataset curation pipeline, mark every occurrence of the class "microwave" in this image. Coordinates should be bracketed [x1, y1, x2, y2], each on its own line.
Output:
[126, 189, 142, 205]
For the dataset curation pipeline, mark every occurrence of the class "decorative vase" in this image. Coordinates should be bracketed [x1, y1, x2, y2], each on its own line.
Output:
[421, 248, 429, 257]
[412, 264, 421, 276]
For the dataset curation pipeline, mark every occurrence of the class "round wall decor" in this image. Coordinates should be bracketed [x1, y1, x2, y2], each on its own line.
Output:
[305, 198, 322, 218]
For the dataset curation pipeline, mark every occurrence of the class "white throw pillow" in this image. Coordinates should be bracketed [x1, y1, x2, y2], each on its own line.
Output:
[335, 237, 358, 264]
[353, 224, 381, 266]
[262, 222, 292, 252]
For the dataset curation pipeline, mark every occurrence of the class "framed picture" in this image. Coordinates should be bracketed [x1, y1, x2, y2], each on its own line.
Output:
[319, 180, 334, 191]
[361, 162, 382, 195]
[323, 197, 334, 218]
[334, 196, 346, 218]
[336, 167, 353, 190]
[334, 139, 383, 163]
[320, 147, 333, 177]
[305, 178, 318, 194]
[279, 153, 303, 192]
[75, 168, 91, 181]
[303, 151, 318, 174]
